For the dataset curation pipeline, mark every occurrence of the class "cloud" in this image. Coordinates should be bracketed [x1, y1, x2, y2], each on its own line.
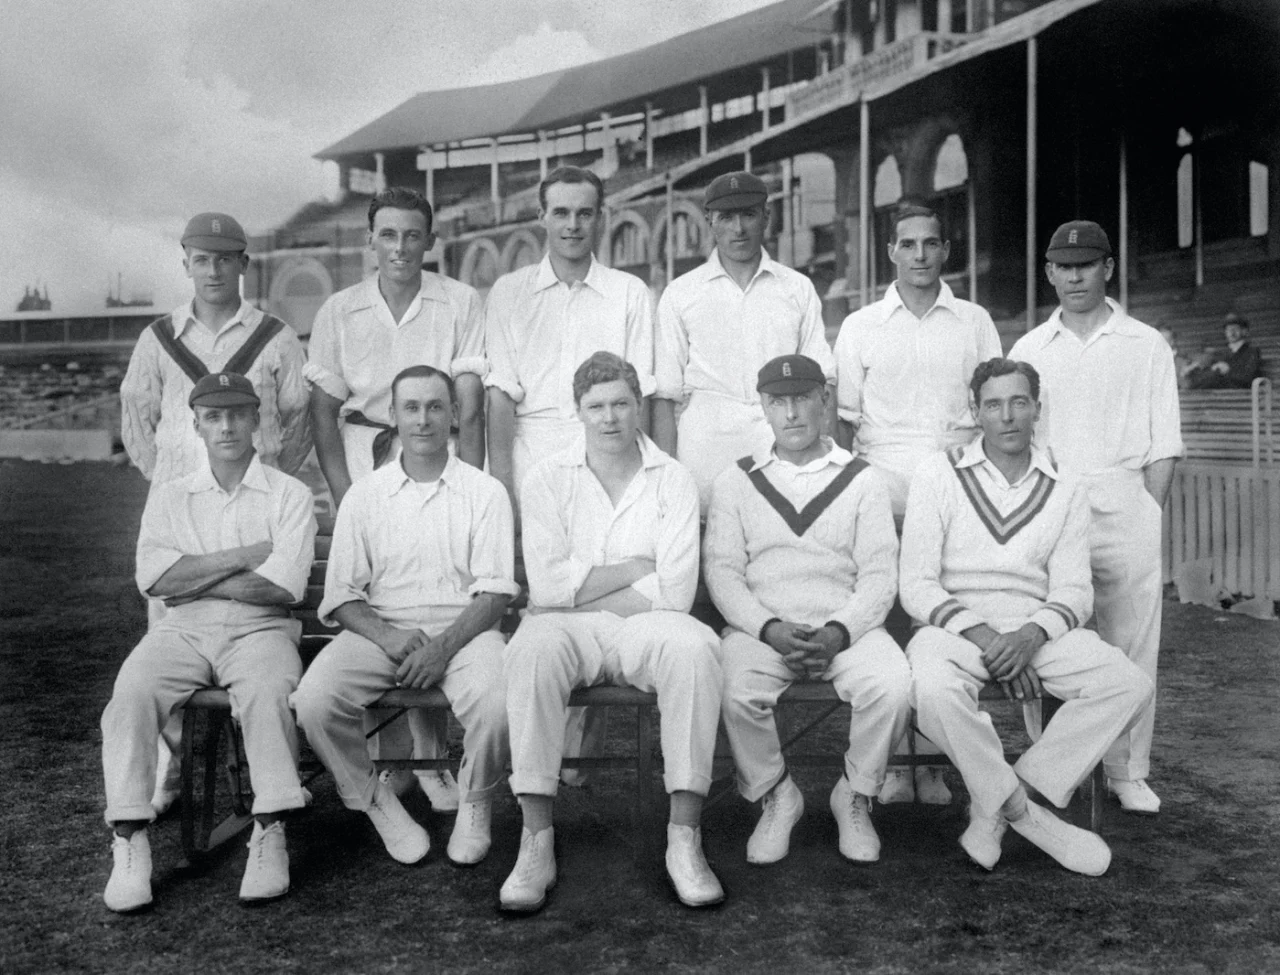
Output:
[459, 23, 604, 87]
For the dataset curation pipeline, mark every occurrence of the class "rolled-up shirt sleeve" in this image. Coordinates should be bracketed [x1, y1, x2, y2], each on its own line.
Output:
[253, 478, 317, 603]
[1146, 342, 1184, 463]
[899, 460, 985, 635]
[317, 487, 373, 626]
[654, 290, 689, 402]
[482, 277, 525, 403]
[451, 286, 489, 379]
[135, 486, 184, 595]
[703, 470, 776, 638]
[520, 465, 589, 608]
[828, 470, 897, 642]
[303, 295, 351, 403]
[467, 481, 520, 598]
[1028, 481, 1094, 641]
[651, 463, 701, 611]
[624, 281, 658, 400]
[833, 316, 866, 428]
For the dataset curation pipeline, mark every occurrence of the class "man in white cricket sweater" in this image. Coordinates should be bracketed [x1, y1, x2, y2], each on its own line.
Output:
[900, 357, 1152, 875]
[706, 354, 910, 865]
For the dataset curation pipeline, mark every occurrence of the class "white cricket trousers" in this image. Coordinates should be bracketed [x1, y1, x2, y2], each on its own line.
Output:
[676, 391, 773, 513]
[907, 624, 1153, 819]
[1086, 471, 1165, 782]
[101, 604, 306, 824]
[721, 626, 912, 801]
[292, 628, 509, 810]
[505, 610, 723, 797]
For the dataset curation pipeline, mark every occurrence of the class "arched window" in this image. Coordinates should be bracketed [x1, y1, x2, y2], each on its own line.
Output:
[873, 156, 903, 286]
[932, 134, 968, 191]
[611, 222, 646, 267]
[873, 156, 903, 207]
[508, 239, 540, 272]
[930, 133, 970, 289]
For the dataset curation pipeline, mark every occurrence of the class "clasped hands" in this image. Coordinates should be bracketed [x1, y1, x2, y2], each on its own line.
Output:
[969, 622, 1047, 701]
[383, 627, 448, 690]
[763, 620, 845, 681]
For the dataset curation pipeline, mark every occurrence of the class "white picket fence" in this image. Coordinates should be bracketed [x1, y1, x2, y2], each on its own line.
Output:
[1164, 461, 1280, 600]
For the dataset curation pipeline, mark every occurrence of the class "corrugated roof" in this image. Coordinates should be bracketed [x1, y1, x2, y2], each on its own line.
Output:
[318, 0, 833, 161]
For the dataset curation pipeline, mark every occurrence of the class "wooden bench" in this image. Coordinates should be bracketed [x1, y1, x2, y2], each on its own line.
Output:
[1180, 380, 1275, 465]
[178, 524, 1104, 863]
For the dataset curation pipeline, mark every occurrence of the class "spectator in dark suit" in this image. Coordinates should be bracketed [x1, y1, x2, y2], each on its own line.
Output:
[1188, 314, 1264, 389]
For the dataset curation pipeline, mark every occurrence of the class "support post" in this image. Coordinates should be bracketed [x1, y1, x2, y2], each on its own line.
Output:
[1025, 36, 1037, 333]
[859, 96, 871, 309]
[699, 86, 709, 157]
[538, 131, 549, 180]
[373, 152, 386, 193]
[420, 146, 435, 214]
[782, 156, 795, 265]
[745, 147, 752, 172]
[1194, 129, 1205, 288]
[666, 173, 676, 288]
[761, 67, 771, 133]
[645, 102, 655, 171]
[968, 177, 978, 302]
[1119, 130, 1129, 308]
[491, 138, 501, 221]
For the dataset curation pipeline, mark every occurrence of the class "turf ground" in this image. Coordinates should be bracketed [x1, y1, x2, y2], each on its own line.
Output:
[2, 459, 1279, 975]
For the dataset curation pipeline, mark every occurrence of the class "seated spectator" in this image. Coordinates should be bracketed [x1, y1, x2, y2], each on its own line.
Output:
[1187, 313, 1264, 390]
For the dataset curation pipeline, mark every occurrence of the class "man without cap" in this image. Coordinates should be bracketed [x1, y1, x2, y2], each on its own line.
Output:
[1010, 221, 1182, 815]
[500, 352, 724, 913]
[292, 366, 516, 867]
[653, 170, 836, 510]
[102, 372, 316, 911]
[707, 354, 909, 865]
[1187, 312, 1264, 389]
[484, 165, 656, 783]
[901, 357, 1152, 876]
[120, 211, 311, 816]
[834, 202, 1002, 806]
[308, 186, 487, 811]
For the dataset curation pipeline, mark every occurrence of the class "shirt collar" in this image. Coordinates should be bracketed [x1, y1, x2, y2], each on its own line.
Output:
[881, 279, 959, 318]
[749, 436, 852, 473]
[1040, 297, 1144, 347]
[956, 435, 1059, 484]
[188, 451, 270, 494]
[557, 429, 672, 470]
[353, 272, 446, 314]
[533, 254, 606, 296]
[704, 247, 779, 287]
[173, 299, 255, 340]
[383, 453, 460, 497]
[1228, 339, 1246, 353]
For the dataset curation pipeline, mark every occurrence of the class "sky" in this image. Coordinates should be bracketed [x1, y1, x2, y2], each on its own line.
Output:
[1, 0, 776, 316]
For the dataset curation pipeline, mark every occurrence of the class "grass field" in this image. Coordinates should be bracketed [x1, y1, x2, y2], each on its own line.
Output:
[3, 459, 1280, 975]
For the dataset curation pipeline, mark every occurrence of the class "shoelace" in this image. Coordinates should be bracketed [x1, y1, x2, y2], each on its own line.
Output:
[511, 835, 548, 883]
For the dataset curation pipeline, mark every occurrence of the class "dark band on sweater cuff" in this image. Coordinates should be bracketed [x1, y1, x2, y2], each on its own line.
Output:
[759, 618, 782, 642]
[824, 620, 851, 652]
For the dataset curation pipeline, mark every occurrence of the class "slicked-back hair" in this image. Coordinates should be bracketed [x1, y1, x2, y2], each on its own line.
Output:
[368, 187, 434, 234]
[970, 357, 1040, 405]
[572, 351, 642, 406]
[890, 202, 946, 243]
[391, 364, 454, 406]
[539, 166, 605, 212]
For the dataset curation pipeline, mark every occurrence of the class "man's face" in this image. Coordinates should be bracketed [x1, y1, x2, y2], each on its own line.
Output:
[888, 215, 949, 290]
[762, 386, 828, 456]
[183, 247, 247, 308]
[1045, 256, 1114, 315]
[973, 371, 1039, 460]
[193, 404, 258, 463]
[541, 181, 601, 265]
[577, 379, 639, 456]
[707, 205, 767, 266]
[392, 374, 456, 460]
[1224, 320, 1247, 346]
[369, 207, 433, 287]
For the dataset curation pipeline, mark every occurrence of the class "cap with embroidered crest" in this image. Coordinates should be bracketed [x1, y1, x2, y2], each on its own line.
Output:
[704, 171, 768, 211]
[181, 212, 248, 252]
[189, 371, 260, 408]
[757, 354, 826, 395]
[1045, 220, 1111, 263]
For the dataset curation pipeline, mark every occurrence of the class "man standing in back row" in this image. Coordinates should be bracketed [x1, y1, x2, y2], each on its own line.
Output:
[654, 170, 836, 510]
[1010, 220, 1182, 814]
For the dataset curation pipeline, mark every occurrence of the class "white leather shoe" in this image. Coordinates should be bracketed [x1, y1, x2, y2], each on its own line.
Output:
[378, 768, 416, 797]
[500, 827, 557, 912]
[829, 777, 880, 863]
[239, 820, 290, 903]
[914, 767, 953, 805]
[1008, 800, 1111, 876]
[1108, 778, 1161, 815]
[959, 806, 1007, 870]
[665, 824, 725, 908]
[446, 799, 492, 866]
[878, 768, 914, 804]
[746, 775, 805, 864]
[104, 830, 153, 913]
[417, 770, 460, 813]
[366, 780, 429, 864]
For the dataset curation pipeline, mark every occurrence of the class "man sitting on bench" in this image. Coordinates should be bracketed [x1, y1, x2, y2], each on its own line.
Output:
[500, 351, 724, 913]
[706, 354, 910, 865]
[900, 357, 1153, 875]
[102, 372, 316, 911]
[293, 366, 517, 866]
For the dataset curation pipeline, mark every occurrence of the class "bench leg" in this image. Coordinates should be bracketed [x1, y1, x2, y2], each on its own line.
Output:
[179, 706, 199, 864]
[636, 706, 655, 867]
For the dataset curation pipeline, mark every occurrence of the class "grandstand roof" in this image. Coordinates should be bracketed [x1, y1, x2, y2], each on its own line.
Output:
[317, 0, 832, 161]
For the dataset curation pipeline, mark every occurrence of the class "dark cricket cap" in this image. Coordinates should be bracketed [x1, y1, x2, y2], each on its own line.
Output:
[704, 171, 768, 210]
[757, 354, 825, 395]
[189, 372, 259, 409]
[1045, 220, 1111, 263]
[181, 212, 247, 252]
